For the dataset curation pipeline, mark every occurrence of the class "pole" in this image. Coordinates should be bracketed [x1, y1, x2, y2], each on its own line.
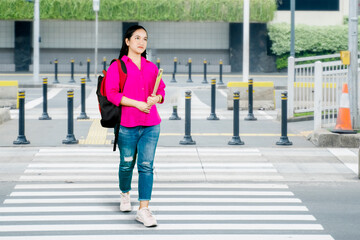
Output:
[94, 11, 98, 79]
[33, 0, 40, 84]
[157, 58, 160, 69]
[348, 0, 359, 129]
[228, 91, 244, 145]
[243, 0, 250, 82]
[69, 59, 75, 83]
[53, 59, 59, 84]
[86, 58, 91, 82]
[187, 58, 193, 83]
[171, 57, 177, 83]
[13, 91, 30, 145]
[207, 78, 219, 120]
[180, 91, 196, 145]
[276, 92, 292, 146]
[202, 59, 208, 84]
[218, 59, 224, 85]
[63, 89, 78, 144]
[103, 57, 107, 71]
[245, 78, 257, 121]
[39, 77, 51, 120]
[290, 0, 295, 57]
[169, 106, 181, 120]
[78, 78, 90, 120]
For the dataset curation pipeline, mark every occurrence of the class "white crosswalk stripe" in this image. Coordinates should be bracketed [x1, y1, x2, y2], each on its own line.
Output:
[0, 147, 334, 240]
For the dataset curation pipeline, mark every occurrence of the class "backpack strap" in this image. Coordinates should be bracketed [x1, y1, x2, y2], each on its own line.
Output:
[116, 59, 127, 92]
[112, 59, 127, 152]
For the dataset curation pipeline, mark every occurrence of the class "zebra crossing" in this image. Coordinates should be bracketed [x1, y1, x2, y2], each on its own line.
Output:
[0, 147, 334, 240]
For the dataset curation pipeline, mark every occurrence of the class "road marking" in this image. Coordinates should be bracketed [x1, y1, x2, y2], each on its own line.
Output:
[25, 88, 62, 110]
[25, 168, 277, 173]
[0, 224, 323, 232]
[14, 183, 289, 189]
[0, 206, 308, 213]
[257, 110, 273, 120]
[19, 174, 284, 181]
[0, 235, 335, 240]
[10, 191, 295, 197]
[27, 163, 273, 168]
[219, 89, 227, 98]
[0, 214, 315, 222]
[327, 148, 358, 175]
[4, 197, 302, 204]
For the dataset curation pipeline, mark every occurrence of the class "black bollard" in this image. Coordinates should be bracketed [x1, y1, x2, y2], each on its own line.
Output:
[202, 59, 208, 84]
[169, 106, 181, 120]
[69, 59, 75, 83]
[53, 59, 59, 84]
[187, 58, 193, 83]
[171, 57, 177, 83]
[63, 89, 78, 144]
[103, 57, 107, 71]
[13, 90, 30, 145]
[228, 91, 244, 145]
[157, 58, 160, 69]
[180, 91, 196, 145]
[276, 91, 292, 146]
[77, 77, 90, 120]
[86, 58, 91, 82]
[207, 78, 219, 120]
[245, 78, 257, 121]
[218, 59, 224, 85]
[39, 77, 52, 120]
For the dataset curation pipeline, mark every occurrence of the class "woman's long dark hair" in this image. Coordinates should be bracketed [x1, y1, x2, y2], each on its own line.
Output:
[118, 25, 147, 60]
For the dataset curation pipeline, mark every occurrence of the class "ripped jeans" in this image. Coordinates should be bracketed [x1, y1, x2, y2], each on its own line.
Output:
[117, 124, 160, 201]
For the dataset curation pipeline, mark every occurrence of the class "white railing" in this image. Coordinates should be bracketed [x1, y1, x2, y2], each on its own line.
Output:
[287, 54, 355, 130]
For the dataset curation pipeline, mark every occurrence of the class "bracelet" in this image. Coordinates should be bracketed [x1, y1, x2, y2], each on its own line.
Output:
[157, 95, 161, 103]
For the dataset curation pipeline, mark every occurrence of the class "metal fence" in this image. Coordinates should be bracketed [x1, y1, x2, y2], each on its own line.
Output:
[287, 54, 352, 130]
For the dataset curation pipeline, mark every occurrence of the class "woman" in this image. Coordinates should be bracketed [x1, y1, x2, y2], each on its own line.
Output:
[105, 25, 165, 227]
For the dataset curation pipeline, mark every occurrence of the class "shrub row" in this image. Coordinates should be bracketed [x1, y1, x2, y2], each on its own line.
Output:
[268, 23, 354, 69]
[0, 0, 276, 22]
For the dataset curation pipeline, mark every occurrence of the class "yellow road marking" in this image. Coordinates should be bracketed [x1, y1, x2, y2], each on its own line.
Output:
[79, 119, 111, 145]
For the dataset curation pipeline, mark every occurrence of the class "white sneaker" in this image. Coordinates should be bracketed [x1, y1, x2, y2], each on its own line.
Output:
[136, 207, 157, 227]
[120, 192, 132, 212]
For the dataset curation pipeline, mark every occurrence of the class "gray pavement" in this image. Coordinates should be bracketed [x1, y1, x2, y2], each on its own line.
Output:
[0, 146, 359, 239]
[1, 72, 360, 240]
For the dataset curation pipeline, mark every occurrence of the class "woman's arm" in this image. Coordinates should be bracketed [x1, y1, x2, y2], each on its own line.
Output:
[121, 96, 151, 113]
[105, 62, 150, 113]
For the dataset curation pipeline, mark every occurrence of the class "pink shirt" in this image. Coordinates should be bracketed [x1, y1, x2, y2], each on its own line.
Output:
[105, 55, 166, 127]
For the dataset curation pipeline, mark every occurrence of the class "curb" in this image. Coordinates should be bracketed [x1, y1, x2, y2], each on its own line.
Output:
[308, 129, 360, 148]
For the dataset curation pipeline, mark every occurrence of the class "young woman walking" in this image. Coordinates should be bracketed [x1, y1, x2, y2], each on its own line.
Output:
[105, 25, 165, 227]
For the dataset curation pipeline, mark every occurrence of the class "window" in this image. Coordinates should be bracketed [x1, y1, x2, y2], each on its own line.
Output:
[277, 0, 339, 11]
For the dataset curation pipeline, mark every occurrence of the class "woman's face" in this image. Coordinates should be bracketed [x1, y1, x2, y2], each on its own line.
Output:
[126, 29, 147, 56]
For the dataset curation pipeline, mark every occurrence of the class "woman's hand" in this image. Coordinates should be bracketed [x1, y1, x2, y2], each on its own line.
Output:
[147, 94, 160, 106]
[136, 101, 151, 114]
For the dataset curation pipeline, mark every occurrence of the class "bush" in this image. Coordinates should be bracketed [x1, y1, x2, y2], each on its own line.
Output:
[268, 23, 352, 69]
[0, 0, 277, 22]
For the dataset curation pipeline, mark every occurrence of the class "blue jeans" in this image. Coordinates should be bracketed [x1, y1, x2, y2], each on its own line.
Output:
[117, 124, 160, 201]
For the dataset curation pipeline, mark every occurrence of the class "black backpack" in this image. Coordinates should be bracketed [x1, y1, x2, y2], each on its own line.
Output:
[96, 59, 127, 151]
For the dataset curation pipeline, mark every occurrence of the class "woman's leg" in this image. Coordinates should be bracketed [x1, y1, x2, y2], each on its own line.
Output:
[136, 125, 160, 207]
[118, 126, 139, 193]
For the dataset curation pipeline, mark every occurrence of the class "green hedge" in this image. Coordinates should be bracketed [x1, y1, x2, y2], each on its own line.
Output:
[268, 23, 352, 69]
[0, 0, 277, 22]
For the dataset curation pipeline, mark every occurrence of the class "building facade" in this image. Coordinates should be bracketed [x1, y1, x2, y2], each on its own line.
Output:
[0, 0, 347, 73]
